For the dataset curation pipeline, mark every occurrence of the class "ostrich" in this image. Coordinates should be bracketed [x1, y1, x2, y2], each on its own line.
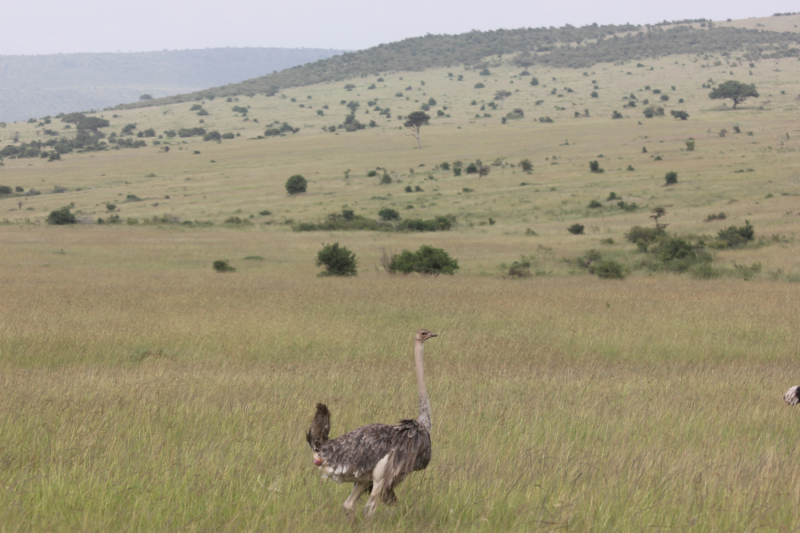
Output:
[306, 329, 438, 518]
[784, 386, 800, 405]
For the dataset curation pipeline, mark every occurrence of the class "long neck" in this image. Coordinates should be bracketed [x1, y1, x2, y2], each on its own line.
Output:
[415, 339, 431, 432]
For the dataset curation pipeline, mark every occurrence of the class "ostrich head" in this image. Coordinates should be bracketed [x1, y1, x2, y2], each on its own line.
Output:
[416, 329, 438, 342]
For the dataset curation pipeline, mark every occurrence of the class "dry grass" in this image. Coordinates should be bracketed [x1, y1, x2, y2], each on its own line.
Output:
[2, 228, 800, 531]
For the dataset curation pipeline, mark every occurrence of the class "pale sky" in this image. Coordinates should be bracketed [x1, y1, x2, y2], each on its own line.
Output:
[1, 1, 797, 56]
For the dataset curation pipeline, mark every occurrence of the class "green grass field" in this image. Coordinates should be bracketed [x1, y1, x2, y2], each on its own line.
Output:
[1, 16, 800, 531]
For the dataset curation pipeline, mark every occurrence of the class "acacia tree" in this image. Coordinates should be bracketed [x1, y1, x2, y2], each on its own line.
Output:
[494, 90, 512, 109]
[404, 111, 430, 148]
[709, 81, 759, 109]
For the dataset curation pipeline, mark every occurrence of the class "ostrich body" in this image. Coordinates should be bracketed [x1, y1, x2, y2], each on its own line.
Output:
[306, 329, 437, 517]
[785, 386, 800, 406]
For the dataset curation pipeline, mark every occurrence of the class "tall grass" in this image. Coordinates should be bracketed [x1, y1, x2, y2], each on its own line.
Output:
[1, 229, 800, 531]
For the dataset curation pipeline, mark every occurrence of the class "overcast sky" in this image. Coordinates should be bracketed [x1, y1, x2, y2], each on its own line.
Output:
[1, 1, 797, 56]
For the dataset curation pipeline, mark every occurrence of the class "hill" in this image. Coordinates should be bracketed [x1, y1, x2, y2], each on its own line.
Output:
[0, 47, 345, 123]
[113, 17, 800, 111]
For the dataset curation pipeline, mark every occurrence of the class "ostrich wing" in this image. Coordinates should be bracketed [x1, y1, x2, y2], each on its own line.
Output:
[381, 419, 431, 505]
[318, 423, 397, 480]
[785, 386, 800, 406]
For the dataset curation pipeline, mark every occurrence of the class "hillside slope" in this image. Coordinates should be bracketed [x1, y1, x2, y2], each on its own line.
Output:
[112, 19, 800, 111]
[0, 47, 344, 122]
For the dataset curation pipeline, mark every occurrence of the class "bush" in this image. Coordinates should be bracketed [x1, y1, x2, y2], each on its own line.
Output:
[465, 162, 478, 174]
[589, 160, 603, 173]
[397, 216, 453, 232]
[316, 243, 357, 276]
[718, 221, 754, 248]
[670, 110, 689, 120]
[567, 224, 585, 235]
[519, 159, 533, 172]
[285, 174, 307, 194]
[0, 185, 12, 195]
[46, 207, 77, 225]
[506, 256, 532, 277]
[612, 110, 623, 119]
[203, 131, 222, 142]
[588, 199, 602, 209]
[213, 260, 236, 273]
[474, 83, 485, 89]
[389, 245, 459, 275]
[594, 260, 625, 279]
[378, 208, 400, 221]
[625, 226, 663, 244]
[664, 171, 678, 185]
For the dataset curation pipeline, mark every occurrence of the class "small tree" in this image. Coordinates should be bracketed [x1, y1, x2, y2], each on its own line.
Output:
[670, 110, 689, 120]
[650, 207, 668, 231]
[389, 245, 459, 276]
[709, 81, 759, 109]
[494, 90, 512, 109]
[519, 159, 533, 172]
[316, 243, 357, 276]
[378, 208, 400, 221]
[664, 171, 678, 186]
[285, 175, 307, 194]
[685, 140, 695, 151]
[139, 94, 153, 101]
[404, 111, 430, 148]
[589, 160, 603, 173]
[46, 207, 76, 225]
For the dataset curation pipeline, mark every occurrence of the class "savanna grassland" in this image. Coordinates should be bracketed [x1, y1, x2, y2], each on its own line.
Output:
[1, 15, 800, 532]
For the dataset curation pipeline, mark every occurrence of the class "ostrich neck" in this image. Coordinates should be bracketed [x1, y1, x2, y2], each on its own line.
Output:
[415, 340, 431, 432]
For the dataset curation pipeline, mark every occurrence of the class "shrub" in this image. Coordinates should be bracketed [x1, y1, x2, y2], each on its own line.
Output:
[378, 208, 400, 221]
[519, 159, 533, 172]
[213, 260, 236, 273]
[718, 221, 754, 248]
[664, 171, 678, 185]
[316, 243, 357, 276]
[589, 160, 603, 173]
[625, 226, 663, 244]
[587, 199, 602, 209]
[397, 216, 453, 232]
[389, 245, 459, 275]
[285, 175, 307, 194]
[203, 131, 222, 142]
[567, 224, 585, 235]
[0, 185, 12, 195]
[685, 140, 695, 151]
[670, 110, 689, 120]
[46, 207, 76, 225]
[465, 163, 478, 174]
[474, 83, 485, 89]
[612, 110, 623, 119]
[594, 260, 625, 279]
[506, 256, 532, 277]
[259, 210, 272, 216]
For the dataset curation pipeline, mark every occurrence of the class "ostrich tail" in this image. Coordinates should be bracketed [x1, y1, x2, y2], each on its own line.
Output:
[306, 403, 331, 451]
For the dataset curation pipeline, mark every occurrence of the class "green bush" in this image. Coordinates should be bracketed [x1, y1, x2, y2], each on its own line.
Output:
[465, 163, 478, 174]
[213, 260, 236, 272]
[717, 220, 754, 248]
[397, 216, 453, 232]
[389, 245, 459, 276]
[285, 175, 307, 194]
[519, 159, 533, 172]
[625, 226, 663, 244]
[588, 199, 602, 209]
[567, 224, 585, 235]
[316, 243, 357, 276]
[506, 256, 532, 277]
[46, 207, 76, 225]
[594, 260, 625, 279]
[378, 208, 400, 221]
[0, 185, 12, 195]
[665, 171, 678, 185]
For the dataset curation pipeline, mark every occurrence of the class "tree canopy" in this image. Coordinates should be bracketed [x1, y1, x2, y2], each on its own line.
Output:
[709, 81, 759, 109]
[404, 111, 431, 148]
